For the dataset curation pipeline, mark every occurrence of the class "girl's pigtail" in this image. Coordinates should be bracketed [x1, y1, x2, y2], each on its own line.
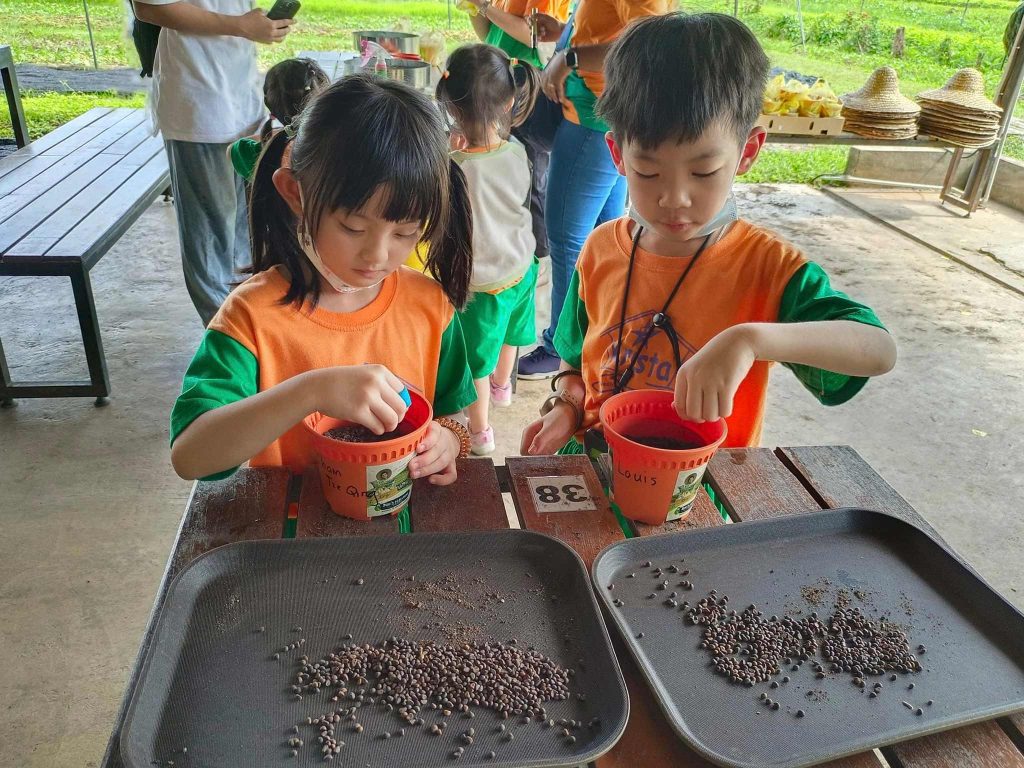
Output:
[248, 130, 315, 305]
[427, 159, 474, 310]
[509, 59, 541, 129]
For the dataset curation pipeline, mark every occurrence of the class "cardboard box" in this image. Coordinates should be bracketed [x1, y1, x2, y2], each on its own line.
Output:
[757, 114, 846, 136]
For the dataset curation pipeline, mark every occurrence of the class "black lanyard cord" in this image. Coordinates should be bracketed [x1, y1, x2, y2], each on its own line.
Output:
[611, 226, 714, 394]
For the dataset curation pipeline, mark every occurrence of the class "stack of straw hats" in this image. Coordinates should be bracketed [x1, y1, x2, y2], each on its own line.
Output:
[841, 66, 920, 139]
[916, 68, 1002, 147]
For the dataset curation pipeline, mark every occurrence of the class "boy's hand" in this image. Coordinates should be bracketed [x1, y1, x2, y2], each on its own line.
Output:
[532, 12, 564, 42]
[309, 365, 409, 433]
[238, 9, 293, 43]
[520, 402, 577, 455]
[409, 421, 459, 485]
[541, 51, 570, 103]
[674, 325, 758, 423]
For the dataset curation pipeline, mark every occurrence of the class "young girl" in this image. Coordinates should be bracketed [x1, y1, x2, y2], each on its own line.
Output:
[171, 75, 476, 484]
[436, 44, 541, 455]
[229, 57, 330, 182]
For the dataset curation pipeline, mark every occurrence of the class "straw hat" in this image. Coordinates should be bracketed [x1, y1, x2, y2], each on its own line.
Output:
[916, 68, 1001, 114]
[842, 67, 920, 115]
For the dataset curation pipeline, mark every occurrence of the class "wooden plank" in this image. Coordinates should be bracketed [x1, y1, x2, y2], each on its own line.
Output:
[98, 466, 291, 768]
[632, 489, 723, 536]
[0, 109, 140, 205]
[0, 152, 120, 252]
[5, 138, 165, 258]
[1001, 713, 1024, 753]
[705, 448, 820, 522]
[48, 154, 169, 266]
[169, 467, 291, 574]
[409, 458, 510, 532]
[0, 107, 111, 183]
[882, 719, 1024, 768]
[776, 445, 937, 538]
[295, 467, 401, 538]
[506, 454, 623, 567]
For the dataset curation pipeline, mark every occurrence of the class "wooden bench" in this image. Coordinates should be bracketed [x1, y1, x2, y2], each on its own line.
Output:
[99, 446, 1024, 767]
[0, 106, 169, 406]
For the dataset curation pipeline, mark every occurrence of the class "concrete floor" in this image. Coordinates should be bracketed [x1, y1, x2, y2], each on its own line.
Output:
[1, 184, 1022, 766]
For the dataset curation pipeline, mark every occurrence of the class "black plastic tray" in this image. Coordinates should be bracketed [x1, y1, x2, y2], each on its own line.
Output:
[122, 531, 628, 768]
[591, 508, 1024, 768]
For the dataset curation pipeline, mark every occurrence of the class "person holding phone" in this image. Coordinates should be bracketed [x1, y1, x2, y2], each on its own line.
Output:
[132, 0, 294, 325]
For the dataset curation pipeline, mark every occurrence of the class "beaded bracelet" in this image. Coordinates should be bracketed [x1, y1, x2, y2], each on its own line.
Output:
[435, 417, 472, 458]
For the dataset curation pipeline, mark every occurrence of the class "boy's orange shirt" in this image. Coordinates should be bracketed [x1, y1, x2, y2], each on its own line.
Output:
[559, 218, 806, 448]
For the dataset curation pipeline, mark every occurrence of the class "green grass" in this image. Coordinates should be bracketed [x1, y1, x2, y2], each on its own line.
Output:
[3, 0, 1021, 180]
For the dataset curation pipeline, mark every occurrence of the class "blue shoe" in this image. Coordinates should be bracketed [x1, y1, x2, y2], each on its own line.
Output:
[517, 347, 561, 380]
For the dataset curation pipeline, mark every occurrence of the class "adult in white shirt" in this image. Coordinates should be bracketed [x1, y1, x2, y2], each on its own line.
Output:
[132, 0, 293, 325]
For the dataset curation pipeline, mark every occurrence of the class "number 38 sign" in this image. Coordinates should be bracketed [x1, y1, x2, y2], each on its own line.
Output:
[525, 475, 596, 513]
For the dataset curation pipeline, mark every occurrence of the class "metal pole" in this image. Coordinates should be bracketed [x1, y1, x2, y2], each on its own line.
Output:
[733, 0, 739, 16]
[447, 0, 452, 30]
[83, 0, 99, 70]
[960, 0, 969, 25]
[796, 0, 806, 53]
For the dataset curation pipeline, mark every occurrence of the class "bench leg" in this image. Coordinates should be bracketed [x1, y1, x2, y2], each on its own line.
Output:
[0, 333, 15, 407]
[70, 265, 111, 405]
[2, 63, 29, 149]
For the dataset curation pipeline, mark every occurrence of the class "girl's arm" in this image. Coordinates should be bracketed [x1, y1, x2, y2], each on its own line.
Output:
[674, 321, 897, 423]
[171, 366, 408, 480]
[469, 1, 535, 46]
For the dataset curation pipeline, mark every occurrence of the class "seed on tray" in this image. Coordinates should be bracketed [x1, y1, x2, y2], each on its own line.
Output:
[486, 751, 496, 760]
[795, 710, 805, 718]
[916, 708, 923, 715]
[637, 632, 645, 639]
[908, 683, 915, 690]
[643, 561, 652, 567]
[567, 735, 577, 744]
[627, 573, 636, 578]
[607, 584, 615, 590]
[902, 701, 913, 709]
[927, 700, 934, 706]
[353, 578, 364, 586]
[504, 731, 514, 742]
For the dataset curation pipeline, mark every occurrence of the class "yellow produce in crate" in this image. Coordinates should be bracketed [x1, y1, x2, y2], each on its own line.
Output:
[763, 74, 842, 118]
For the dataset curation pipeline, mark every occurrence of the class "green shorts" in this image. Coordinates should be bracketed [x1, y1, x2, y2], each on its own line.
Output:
[459, 260, 538, 380]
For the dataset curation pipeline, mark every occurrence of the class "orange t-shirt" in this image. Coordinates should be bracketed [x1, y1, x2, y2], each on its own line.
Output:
[172, 266, 475, 473]
[498, 0, 571, 21]
[563, 0, 670, 123]
[555, 218, 807, 448]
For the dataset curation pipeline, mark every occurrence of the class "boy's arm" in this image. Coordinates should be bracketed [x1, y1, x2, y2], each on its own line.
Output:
[674, 262, 897, 423]
[132, 0, 292, 43]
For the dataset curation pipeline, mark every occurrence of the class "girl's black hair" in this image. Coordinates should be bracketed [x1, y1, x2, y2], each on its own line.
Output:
[435, 44, 541, 147]
[259, 57, 330, 143]
[248, 74, 474, 309]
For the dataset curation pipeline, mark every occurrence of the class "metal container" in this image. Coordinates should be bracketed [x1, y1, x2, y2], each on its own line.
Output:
[352, 30, 420, 56]
[384, 59, 432, 89]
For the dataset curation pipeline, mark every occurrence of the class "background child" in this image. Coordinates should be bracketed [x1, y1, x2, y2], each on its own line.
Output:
[229, 57, 330, 182]
[172, 75, 476, 483]
[437, 44, 541, 455]
[522, 13, 897, 456]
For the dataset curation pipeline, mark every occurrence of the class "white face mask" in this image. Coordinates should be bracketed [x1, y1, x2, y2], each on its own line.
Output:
[629, 193, 738, 238]
[296, 193, 387, 295]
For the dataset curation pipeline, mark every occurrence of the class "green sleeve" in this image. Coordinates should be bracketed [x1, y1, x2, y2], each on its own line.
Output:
[778, 262, 887, 406]
[433, 313, 478, 415]
[229, 138, 262, 181]
[169, 329, 259, 480]
[552, 269, 588, 369]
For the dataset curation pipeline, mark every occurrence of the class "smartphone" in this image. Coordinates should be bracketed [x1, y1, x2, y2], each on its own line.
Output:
[267, 0, 301, 20]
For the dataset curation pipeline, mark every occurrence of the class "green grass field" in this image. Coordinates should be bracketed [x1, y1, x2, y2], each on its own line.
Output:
[2, 0, 1022, 174]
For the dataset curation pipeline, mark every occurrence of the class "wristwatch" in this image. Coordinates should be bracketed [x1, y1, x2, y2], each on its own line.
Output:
[564, 47, 579, 70]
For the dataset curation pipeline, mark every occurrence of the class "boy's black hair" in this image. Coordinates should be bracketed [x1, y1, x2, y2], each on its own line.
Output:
[435, 44, 541, 147]
[248, 75, 473, 309]
[598, 13, 769, 148]
[259, 58, 330, 143]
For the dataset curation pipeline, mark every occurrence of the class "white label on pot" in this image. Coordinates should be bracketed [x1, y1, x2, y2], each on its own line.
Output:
[667, 465, 708, 521]
[526, 475, 595, 513]
[365, 455, 415, 517]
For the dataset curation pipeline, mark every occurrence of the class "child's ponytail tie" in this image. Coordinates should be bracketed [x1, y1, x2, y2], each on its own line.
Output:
[509, 57, 519, 68]
[442, 69, 450, 79]
[283, 122, 297, 139]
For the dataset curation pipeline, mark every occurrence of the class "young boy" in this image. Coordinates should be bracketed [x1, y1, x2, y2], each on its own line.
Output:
[521, 12, 897, 455]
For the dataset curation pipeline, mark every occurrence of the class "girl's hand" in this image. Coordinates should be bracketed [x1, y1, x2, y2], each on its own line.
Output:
[409, 421, 460, 485]
[309, 365, 409, 434]
[532, 12, 564, 42]
[520, 402, 577, 455]
[674, 325, 758, 423]
[541, 51, 570, 103]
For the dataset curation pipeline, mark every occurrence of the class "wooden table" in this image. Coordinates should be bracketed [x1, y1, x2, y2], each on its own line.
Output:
[100, 446, 1024, 767]
[0, 107, 168, 404]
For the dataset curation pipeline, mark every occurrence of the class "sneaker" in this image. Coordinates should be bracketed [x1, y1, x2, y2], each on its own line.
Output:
[489, 375, 512, 407]
[470, 426, 496, 456]
[517, 347, 560, 380]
